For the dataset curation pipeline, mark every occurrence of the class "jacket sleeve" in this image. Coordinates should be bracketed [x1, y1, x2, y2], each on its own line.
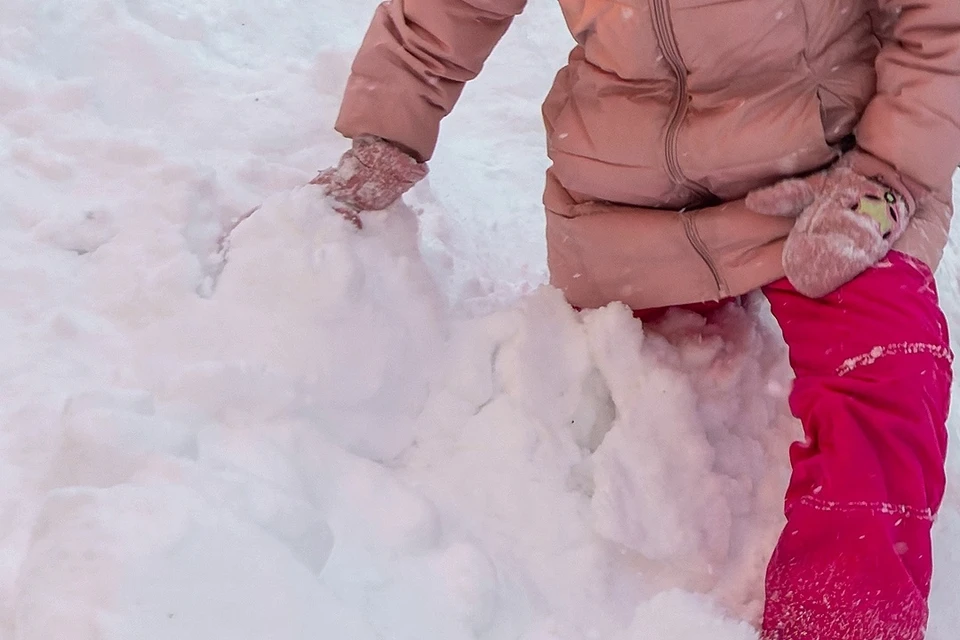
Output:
[335, 0, 527, 162]
[855, 0, 960, 198]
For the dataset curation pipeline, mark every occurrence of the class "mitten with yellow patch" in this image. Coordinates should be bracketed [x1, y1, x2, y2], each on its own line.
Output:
[746, 152, 915, 298]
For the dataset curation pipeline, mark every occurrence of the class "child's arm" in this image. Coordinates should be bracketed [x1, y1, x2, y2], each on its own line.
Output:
[334, 0, 528, 163]
[855, 0, 960, 198]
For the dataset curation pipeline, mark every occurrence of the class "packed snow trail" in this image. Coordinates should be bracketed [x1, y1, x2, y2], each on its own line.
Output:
[3, 1, 960, 639]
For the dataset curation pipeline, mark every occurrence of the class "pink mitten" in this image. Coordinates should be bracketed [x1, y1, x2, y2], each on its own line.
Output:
[311, 136, 428, 227]
[746, 154, 914, 298]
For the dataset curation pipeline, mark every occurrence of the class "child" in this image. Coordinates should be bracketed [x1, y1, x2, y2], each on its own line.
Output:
[316, 1, 960, 638]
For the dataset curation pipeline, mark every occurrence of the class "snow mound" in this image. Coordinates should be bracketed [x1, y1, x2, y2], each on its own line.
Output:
[3, 1, 960, 638]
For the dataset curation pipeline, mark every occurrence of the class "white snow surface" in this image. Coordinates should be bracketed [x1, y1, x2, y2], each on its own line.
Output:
[3, 1, 960, 639]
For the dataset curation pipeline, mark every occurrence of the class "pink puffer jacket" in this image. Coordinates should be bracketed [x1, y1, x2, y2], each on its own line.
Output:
[336, 0, 960, 310]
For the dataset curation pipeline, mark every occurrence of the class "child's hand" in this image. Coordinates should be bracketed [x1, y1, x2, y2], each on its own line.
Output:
[311, 136, 428, 228]
[746, 152, 917, 298]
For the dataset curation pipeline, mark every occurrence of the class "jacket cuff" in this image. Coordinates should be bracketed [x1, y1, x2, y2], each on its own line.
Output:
[336, 80, 445, 163]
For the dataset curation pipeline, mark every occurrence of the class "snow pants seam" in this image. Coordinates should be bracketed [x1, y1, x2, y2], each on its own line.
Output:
[789, 495, 935, 522]
[836, 341, 953, 377]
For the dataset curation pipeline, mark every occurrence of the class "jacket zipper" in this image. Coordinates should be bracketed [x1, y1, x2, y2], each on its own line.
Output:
[650, 0, 708, 200]
[683, 213, 728, 298]
[650, 0, 726, 297]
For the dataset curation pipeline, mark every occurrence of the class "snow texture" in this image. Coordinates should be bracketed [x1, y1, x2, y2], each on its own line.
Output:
[2, 1, 960, 639]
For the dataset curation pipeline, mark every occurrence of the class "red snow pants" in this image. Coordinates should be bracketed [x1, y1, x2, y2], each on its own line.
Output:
[759, 252, 952, 640]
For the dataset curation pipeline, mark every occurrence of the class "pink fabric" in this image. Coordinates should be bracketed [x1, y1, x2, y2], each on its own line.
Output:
[746, 158, 913, 299]
[759, 252, 952, 639]
[336, 0, 960, 309]
[629, 298, 737, 323]
[311, 136, 428, 227]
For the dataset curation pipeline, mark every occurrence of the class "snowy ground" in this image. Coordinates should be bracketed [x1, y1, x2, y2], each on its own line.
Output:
[2, 1, 960, 639]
